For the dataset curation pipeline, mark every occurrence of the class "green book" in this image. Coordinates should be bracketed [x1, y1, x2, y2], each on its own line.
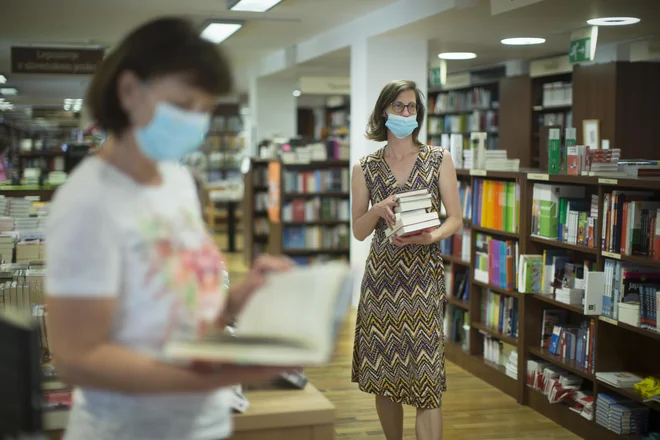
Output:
[548, 128, 562, 175]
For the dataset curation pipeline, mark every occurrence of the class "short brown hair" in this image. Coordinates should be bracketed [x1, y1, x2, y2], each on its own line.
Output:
[86, 17, 233, 134]
[365, 80, 426, 146]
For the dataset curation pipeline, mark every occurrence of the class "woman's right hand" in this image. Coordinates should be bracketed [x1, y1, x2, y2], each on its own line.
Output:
[372, 195, 398, 227]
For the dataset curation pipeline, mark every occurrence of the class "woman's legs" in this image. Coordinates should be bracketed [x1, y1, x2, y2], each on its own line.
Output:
[415, 407, 443, 440]
[375, 395, 404, 440]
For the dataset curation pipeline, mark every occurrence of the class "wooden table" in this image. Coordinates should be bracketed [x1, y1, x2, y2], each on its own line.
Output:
[232, 383, 335, 440]
[44, 383, 335, 440]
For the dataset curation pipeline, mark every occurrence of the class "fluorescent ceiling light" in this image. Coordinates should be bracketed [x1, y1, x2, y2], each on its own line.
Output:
[501, 37, 546, 45]
[0, 88, 18, 96]
[200, 22, 243, 44]
[438, 52, 477, 60]
[228, 0, 283, 12]
[587, 17, 640, 26]
[0, 75, 6, 84]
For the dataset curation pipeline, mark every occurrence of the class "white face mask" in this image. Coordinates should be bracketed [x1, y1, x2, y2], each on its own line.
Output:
[385, 113, 418, 139]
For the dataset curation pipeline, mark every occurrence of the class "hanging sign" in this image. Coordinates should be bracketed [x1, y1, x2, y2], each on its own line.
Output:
[569, 27, 598, 64]
[11, 47, 104, 75]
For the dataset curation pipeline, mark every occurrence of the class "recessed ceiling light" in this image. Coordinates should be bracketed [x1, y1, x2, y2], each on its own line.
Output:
[200, 22, 243, 44]
[292, 89, 301, 97]
[587, 17, 640, 26]
[0, 75, 6, 84]
[501, 37, 546, 46]
[438, 52, 477, 60]
[228, 0, 283, 12]
[0, 88, 18, 96]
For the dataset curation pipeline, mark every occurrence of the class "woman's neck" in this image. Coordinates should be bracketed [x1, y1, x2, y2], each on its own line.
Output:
[385, 135, 419, 160]
[97, 132, 163, 186]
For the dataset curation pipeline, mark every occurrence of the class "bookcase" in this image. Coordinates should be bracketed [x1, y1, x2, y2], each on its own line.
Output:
[243, 158, 272, 264]
[443, 169, 660, 440]
[266, 159, 351, 266]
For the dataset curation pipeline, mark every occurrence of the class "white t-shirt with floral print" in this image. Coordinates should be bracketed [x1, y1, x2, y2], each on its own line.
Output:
[45, 156, 232, 440]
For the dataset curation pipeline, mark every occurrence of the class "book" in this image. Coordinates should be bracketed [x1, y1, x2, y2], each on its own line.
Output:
[164, 261, 355, 366]
[387, 188, 440, 240]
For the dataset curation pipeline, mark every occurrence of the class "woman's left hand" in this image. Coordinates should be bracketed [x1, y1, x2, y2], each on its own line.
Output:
[392, 231, 436, 247]
[221, 255, 295, 324]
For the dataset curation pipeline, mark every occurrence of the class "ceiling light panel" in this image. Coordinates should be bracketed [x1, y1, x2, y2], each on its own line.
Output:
[201, 22, 243, 44]
[438, 52, 477, 60]
[587, 17, 640, 26]
[0, 75, 6, 84]
[228, 0, 283, 12]
[501, 37, 546, 45]
[0, 88, 18, 96]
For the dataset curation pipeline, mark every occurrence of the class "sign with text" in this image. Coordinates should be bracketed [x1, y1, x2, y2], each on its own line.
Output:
[11, 47, 104, 75]
[299, 76, 350, 95]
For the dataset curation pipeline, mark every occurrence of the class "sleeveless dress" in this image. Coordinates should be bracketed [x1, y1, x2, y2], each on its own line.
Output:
[351, 145, 447, 409]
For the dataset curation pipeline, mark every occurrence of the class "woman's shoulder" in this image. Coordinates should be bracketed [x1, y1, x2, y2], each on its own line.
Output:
[360, 147, 384, 165]
[421, 145, 446, 162]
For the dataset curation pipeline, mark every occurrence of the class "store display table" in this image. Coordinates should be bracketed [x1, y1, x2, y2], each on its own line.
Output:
[232, 383, 335, 440]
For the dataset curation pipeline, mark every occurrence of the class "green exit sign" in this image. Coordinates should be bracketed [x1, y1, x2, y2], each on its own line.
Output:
[569, 26, 598, 64]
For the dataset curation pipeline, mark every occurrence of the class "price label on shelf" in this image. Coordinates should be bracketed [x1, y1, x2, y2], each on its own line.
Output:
[601, 251, 621, 260]
[528, 173, 550, 181]
[469, 169, 488, 176]
[598, 178, 618, 185]
[600, 316, 618, 326]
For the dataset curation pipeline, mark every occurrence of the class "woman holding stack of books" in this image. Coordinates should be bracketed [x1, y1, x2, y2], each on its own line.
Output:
[350, 80, 463, 440]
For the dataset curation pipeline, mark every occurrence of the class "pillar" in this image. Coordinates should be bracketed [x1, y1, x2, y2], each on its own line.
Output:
[349, 36, 429, 304]
[247, 74, 298, 155]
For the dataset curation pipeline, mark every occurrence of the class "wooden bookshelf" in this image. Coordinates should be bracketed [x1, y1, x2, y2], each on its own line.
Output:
[243, 158, 272, 265]
[268, 159, 351, 265]
[442, 171, 660, 439]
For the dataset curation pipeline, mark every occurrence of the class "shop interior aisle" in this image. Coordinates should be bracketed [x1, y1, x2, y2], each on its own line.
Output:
[222, 248, 580, 440]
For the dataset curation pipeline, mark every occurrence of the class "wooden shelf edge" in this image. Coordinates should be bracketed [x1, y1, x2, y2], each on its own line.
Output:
[528, 346, 594, 381]
[529, 235, 599, 255]
[447, 296, 470, 310]
[472, 280, 521, 298]
[597, 316, 660, 342]
[472, 322, 518, 346]
[596, 379, 660, 412]
[528, 293, 585, 314]
[440, 254, 471, 266]
[472, 225, 519, 238]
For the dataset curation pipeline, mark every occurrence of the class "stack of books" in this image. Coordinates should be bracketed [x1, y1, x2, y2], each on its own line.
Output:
[385, 189, 440, 242]
[596, 393, 650, 435]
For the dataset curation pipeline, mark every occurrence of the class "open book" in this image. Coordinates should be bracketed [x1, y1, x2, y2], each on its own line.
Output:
[164, 261, 355, 366]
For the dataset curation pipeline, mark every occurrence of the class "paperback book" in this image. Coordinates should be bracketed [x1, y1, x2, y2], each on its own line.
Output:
[386, 189, 440, 242]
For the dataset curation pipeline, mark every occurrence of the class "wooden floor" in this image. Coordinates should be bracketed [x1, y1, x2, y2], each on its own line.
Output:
[219, 235, 580, 440]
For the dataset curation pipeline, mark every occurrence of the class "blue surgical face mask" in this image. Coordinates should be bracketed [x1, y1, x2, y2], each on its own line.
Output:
[135, 102, 211, 162]
[385, 113, 418, 139]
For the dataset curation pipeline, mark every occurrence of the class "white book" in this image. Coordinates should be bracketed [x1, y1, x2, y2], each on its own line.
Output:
[165, 261, 355, 366]
[395, 198, 433, 213]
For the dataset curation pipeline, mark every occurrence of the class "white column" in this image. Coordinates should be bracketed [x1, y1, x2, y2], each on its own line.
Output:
[349, 36, 429, 305]
[247, 74, 298, 154]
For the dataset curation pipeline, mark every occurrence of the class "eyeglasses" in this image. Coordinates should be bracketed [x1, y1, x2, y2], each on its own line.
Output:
[391, 101, 417, 115]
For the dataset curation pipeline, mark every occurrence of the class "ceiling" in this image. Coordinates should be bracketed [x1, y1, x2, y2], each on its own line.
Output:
[1, 0, 659, 130]
[0, 0, 396, 109]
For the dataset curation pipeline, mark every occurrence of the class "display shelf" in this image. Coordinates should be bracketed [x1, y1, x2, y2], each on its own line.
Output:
[472, 280, 522, 299]
[599, 251, 660, 270]
[596, 380, 660, 412]
[598, 316, 660, 342]
[472, 321, 518, 346]
[528, 293, 584, 315]
[528, 346, 594, 381]
[282, 220, 350, 226]
[282, 192, 350, 199]
[529, 235, 599, 255]
[243, 157, 272, 265]
[447, 296, 470, 310]
[440, 254, 470, 267]
[471, 225, 519, 239]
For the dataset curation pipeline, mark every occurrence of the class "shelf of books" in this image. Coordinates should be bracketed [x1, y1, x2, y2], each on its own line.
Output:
[267, 151, 350, 265]
[243, 158, 272, 264]
[441, 159, 660, 438]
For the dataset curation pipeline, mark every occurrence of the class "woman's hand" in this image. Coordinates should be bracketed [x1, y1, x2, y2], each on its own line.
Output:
[222, 255, 295, 324]
[392, 228, 439, 247]
[372, 195, 398, 227]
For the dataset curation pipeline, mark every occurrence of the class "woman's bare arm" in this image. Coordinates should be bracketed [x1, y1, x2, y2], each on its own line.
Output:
[46, 293, 284, 394]
[351, 163, 397, 241]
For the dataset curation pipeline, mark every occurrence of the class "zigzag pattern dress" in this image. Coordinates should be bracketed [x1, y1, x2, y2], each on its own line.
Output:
[351, 145, 447, 409]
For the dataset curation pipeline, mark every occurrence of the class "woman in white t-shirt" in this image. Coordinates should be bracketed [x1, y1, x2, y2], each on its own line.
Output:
[45, 17, 293, 440]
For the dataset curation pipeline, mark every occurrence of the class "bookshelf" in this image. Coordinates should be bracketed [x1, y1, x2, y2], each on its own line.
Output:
[442, 170, 660, 439]
[243, 158, 272, 265]
[267, 159, 351, 266]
